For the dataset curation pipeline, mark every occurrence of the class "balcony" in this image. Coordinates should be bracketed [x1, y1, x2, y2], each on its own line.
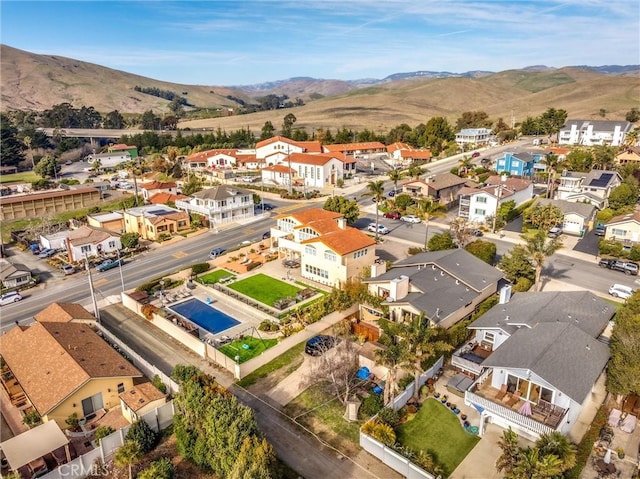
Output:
[451, 341, 492, 377]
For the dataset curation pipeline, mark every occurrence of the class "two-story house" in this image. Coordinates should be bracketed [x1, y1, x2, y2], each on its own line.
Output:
[176, 185, 254, 228]
[454, 290, 613, 441]
[261, 153, 344, 188]
[455, 128, 493, 147]
[604, 210, 640, 249]
[270, 208, 376, 287]
[558, 120, 633, 146]
[556, 169, 622, 209]
[362, 249, 505, 329]
[139, 181, 178, 202]
[495, 152, 545, 177]
[401, 173, 471, 207]
[124, 204, 191, 240]
[615, 147, 640, 167]
[458, 176, 533, 224]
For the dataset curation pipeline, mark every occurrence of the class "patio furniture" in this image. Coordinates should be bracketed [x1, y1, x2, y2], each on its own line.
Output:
[505, 391, 521, 407]
[495, 384, 508, 400]
[608, 408, 622, 427]
[619, 414, 637, 433]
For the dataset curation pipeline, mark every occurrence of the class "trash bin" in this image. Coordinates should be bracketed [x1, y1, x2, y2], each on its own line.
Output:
[579, 229, 585, 238]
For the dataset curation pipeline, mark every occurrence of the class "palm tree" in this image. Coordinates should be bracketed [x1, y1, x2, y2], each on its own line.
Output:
[542, 153, 559, 199]
[623, 127, 639, 149]
[374, 340, 409, 405]
[511, 447, 563, 479]
[23, 135, 35, 168]
[496, 428, 520, 476]
[535, 431, 577, 473]
[458, 156, 474, 177]
[114, 441, 142, 479]
[388, 168, 403, 193]
[417, 197, 446, 249]
[407, 162, 426, 180]
[366, 180, 385, 240]
[124, 158, 144, 206]
[521, 230, 562, 291]
[399, 314, 453, 398]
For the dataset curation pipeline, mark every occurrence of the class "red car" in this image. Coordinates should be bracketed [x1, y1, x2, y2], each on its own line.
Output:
[472, 152, 481, 158]
[383, 211, 401, 220]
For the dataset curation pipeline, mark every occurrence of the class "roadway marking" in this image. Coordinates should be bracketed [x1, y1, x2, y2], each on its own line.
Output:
[242, 228, 257, 235]
[276, 204, 304, 213]
[93, 279, 109, 287]
[172, 251, 189, 259]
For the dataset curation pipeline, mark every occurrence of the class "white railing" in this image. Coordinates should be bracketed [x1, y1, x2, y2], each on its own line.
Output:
[465, 390, 555, 437]
[451, 354, 483, 376]
[175, 200, 251, 216]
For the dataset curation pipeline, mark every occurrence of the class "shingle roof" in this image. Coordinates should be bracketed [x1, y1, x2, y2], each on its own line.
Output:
[139, 181, 177, 190]
[482, 322, 609, 403]
[190, 185, 252, 200]
[119, 382, 165, 413]
[34, 303, 95, 323]
[0, 260, 29, 281]
[534, 198, 596, 219]
[148, 192, 188, 204]
[67, 226, 119, 247]
[607, 210, 640, 225]
[468, 291, 614, 337]
[0, 319, 141, 414]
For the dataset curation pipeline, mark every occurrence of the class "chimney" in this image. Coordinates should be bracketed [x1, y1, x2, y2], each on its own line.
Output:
[337, 217, 347, 230]
[499, 285, 512, 304]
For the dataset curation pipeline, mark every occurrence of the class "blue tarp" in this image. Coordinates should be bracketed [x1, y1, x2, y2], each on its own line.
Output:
[356, 367, 371, 380]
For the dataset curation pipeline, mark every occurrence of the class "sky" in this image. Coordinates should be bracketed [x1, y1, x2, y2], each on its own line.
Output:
[1, 0, 639, 86]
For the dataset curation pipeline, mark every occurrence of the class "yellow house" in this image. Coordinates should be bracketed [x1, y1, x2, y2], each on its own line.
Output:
[605, 210, 640, 248]
[123, 204, 190, 241]
[0, 306, 142, 429]
[615, 147, 640, 166]
[119, 382, 167, 423]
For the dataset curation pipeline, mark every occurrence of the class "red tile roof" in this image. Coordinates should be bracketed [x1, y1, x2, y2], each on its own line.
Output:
[139, 181, 177, 190]
[148, 192, 188, 204]
[302, 228, 377, 255]
[277, 208, 343, 224]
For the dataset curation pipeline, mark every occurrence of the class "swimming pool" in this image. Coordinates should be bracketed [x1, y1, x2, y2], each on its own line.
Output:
[169, 298, 240, 334]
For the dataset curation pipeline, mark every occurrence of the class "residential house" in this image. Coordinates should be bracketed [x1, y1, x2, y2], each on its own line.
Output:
[261, 164, 294, 186]
[175, 185, 253, 228]
[615, 147, 640, 166]
[87, 151, 132, 169]
[64, 225, 122, 262]
[495, 152, 545, 177]
[455, 128, 493, 147]
[0, 259, 31, 289]
[458, 291, 613, 440]
[270, 208, 377, 287]
[0, 304, 142, 428]
[544, 147, 571, 162]
[387, 143, 432, 167]
[533, 198, 595, 236]
[0, 188, 101, 221]
[362, 249, 505, 329]
[255, 136, 323, 164]
[402, 173, 471, 207]
[183, 149, 240, 170]
[235, 153, 265, 170]
[40, 230, 73, 251]
[262, 153, 344, 188]
[558, 119, 633, 146]
[34, 302, 96, 324]
[119, 382, 166, 424]
[138, 181, 178, 202]
[458, 176, 533, 224]
[147, 192, 188, 205]
[555, 169, 622, 209]
[604, 210, 640, 249]
[124, 204, 190, 241]
[87, 212, 125, 233]
[108, 143, 138, 159]
[323, 141, 386, 158]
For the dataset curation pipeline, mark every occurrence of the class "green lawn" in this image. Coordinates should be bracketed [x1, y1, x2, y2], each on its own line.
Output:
[236, 342, 305, 387]
[0, 172, 40, 184]
[219, 336, 278, 363]
[197, 269, 235, 284]
[396, 399, 480, 477]
[228, 273, 301, 306]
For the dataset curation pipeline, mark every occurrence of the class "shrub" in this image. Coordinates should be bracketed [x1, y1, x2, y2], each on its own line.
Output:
[377, 407, 401, 428]
[23, 410, 42, 428]
[137, 457, 174, 479]
[513, 277, 533, 292]
[65, 412, 79, 429]
[94, 426, 115, 445]
[152, 374, 168, 394]
[408, 246, 427, 255]
[360, 393, 384, 418]
[125, 420, 158, 453]
[246, 261, 262, 271]
[259, 320, 279, 332]
[191, 262, 211, 275]
[363, 420, 396, 446]
[141, 304, 159, 320]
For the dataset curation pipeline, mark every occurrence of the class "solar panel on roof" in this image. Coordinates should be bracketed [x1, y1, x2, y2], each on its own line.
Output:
[148, 209, 170, 215]
[588, 173, 613, 188]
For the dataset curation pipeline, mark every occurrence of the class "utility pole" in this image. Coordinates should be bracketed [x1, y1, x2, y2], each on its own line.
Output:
[86, 257, 100, 324]
[117, 248, 125, 292]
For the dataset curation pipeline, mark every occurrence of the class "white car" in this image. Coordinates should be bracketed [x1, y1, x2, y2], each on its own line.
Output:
[609, 284, 634, 300]
[368, 223, 390, 235]
[400, 215, 421, 224]
[0, 292, 23, 306]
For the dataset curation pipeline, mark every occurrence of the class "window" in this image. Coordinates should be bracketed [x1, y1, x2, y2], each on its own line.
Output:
[108, 241, 116, 248]
[324, 250, 337, 262]
[304, 264, 328, 279]
[483, 331, 495, 343]
[117, 383, 125, 394]
[477, 197, 487, 203]
[354, 249, 368, 259]
[611, 228, 627, 237]
[81, 393, 104, 417]
[304, 245, 317, 256]
[474, 208, 486, 215]
[81, 245, 92, 254]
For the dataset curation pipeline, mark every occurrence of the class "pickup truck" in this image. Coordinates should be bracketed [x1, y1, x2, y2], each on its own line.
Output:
[96, 258, 123, 272]
[598, 259, 639, 276]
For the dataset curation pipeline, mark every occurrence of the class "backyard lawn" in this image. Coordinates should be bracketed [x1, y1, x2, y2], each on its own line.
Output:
[197, 269, 235, 284]
[228, 273, 301, 306]
[219, 336, 278, 363]
[0, 172, 39, 184]
[396, 398, 480, 477]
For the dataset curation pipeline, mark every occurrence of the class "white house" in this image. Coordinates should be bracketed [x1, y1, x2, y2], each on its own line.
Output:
[458, 176, 533, 224]
[558, 119, 634, 146]
[604, 210, 640, 249]
[0, 259, 31, 289]
[532, 198, 595, 236]
[455, 128, 493, 147]
[64, 226, 122, 262]
[87, 151, 131, 169]
[556, 169, 622, 209]
[459, 291, 613, 441]
[255, 136, 323, 163]
[40, 230, 73, 251]
[175, 185, 254, 227]
[139, 181, 178, 202]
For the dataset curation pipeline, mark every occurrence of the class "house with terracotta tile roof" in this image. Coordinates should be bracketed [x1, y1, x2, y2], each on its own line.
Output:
[402, 172, 472, 207]
[123, 205, 190, 241]
[148, 192, 189, 205]
[119, 382, 166, 424]
[458, 176, 533, 224]
[138, 181, 178, 202]
[255, 136, 323, 162]
[175, 185, 254, 227]
[183, 148, 241, 170]
[0, 308, 142, 428]
[270, 208, 377, 286]
[323, 141, 386, 157]
[261, 152, 344, 188]
[63, 225, 122, 262]
[386, 143, 432, 166]
[107, 143, 138, 158]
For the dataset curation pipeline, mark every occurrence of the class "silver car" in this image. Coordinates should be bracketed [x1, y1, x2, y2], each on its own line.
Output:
[0, 292, 23, 306]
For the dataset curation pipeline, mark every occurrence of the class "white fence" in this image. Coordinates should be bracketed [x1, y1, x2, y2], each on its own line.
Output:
[96, 323, 180, 395]
[40, 401, 175, 479]
[360, 356, 444, 479]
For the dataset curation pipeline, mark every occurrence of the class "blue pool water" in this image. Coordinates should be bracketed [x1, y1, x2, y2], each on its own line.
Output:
[169, 298, 240, 334]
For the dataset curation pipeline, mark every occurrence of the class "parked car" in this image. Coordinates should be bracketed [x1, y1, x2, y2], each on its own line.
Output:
[256, 203, 274, 211]
[305, 335, 338, 356]
[209, 247, 226, 259]
[548, 226, 563, 238]
[0, 292, 23, 306]
[262, 231, 271, 240]
[61, 264, 76, 275]
[367, 223, 390, 235]
[38, 248, 57, 259]
[472, 152, 481, 158]
[609, 284, 634, 300]
[242, 176, 257, 183]
[400, 215, 421, 224]
[383, 211, 401, 220]
[595, 225, 606, 236]
[470, 229, 484, 237]
[599, 259, 639, 275]
[96, 258, 123, 272]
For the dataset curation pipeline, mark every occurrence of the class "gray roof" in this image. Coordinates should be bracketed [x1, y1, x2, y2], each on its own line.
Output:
[469, 291, 614, 338]
[482, 322, 609, 403]
[583, 170, 621, 189]
[511, 152, 535, 163]
[0, 260, 30, 281]
[562, 119, 633, 134]
[534, 198, 596, 219]
[191, 185, 252, 200]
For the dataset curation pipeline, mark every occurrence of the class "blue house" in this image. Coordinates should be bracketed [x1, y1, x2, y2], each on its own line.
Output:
[495, 152, 544, 177]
